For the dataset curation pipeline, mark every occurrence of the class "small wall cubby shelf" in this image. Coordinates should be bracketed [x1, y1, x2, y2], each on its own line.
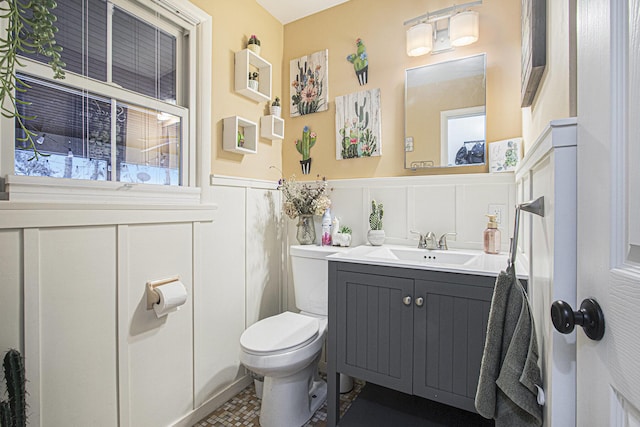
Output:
[260, 115, 285, 140]
[235, 49, 272, 103]
[223, 116, 257, 154]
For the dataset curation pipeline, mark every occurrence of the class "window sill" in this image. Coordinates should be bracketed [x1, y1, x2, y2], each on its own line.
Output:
[3, 175, 202, 206]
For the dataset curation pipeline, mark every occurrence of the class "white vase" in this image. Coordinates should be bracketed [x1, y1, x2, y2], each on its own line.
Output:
[367, 229, 385, 246]
[270, 105, 281, 117]
[247, 44, 261, 56]
[248, 80, 259, 91]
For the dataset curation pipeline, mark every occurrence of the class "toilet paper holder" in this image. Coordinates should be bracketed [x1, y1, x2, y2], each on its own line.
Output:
[146, 276, 180, 310]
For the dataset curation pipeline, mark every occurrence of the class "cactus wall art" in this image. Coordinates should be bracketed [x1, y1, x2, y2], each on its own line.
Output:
[346, 38, 368, 85]
[295, 126, 317, 174]
[335, 88, 381, 159]
[290, 50, 329, 117]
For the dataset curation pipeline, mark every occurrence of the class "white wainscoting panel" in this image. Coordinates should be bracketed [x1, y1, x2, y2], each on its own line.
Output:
[0, 204, 226, 427]
[321, 174, 516, 251]
[126, 223, 194, 427]
[245, 188, 282, 326]
[38, 226, 118, 426]
[326, 187, 365, 246]
[412, 185, 457, 243]
[456, 182, 514, 249]
[0, 230, 22, 357]
[367, 186, 409, 241]
[195, 186, 247, 408]
[515, 118, 577, 427]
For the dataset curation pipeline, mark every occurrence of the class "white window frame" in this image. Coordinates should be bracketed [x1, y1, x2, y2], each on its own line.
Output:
[0, 0, 212, 205]
[440, 105, 486, 167]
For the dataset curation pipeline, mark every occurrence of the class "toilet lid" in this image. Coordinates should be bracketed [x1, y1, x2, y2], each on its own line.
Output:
[240, 312, 319, 354]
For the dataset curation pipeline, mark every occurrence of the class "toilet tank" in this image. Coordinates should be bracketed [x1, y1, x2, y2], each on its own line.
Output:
[290, 245, 343, 316]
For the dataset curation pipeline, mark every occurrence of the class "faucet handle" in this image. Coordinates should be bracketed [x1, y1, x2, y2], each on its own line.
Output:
[410, 230, 423, 239]
[410, 230, 427, 249]
[438, 232, 457, 250]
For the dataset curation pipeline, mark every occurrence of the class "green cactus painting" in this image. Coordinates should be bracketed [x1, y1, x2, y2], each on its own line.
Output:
[290, 50, 328, 117]
[335, 89, 381, 160]
[346, 38, 369, 85]
[295, 126, 317, 174]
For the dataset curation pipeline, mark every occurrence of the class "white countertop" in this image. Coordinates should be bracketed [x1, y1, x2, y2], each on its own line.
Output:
[327, 244, 529, 279]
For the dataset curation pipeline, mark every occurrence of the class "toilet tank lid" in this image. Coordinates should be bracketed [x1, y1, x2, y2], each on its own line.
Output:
[240, 312, 319, 353]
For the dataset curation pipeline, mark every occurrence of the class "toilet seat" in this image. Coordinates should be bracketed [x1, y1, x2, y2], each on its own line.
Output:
[240, 312, 320, 356]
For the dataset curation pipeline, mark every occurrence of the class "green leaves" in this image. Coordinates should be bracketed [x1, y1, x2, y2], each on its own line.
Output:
[0, 0, 65, 158]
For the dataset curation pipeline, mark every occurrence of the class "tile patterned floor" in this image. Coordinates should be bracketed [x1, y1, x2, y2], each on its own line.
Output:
[194, 379, 364, 427]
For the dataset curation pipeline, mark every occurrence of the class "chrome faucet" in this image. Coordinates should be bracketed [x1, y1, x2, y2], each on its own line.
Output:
[424, 232, 438, 250]
[411, 231, 457, 250]
[437, 232, 457, 250]
[410, 230, 438, 249]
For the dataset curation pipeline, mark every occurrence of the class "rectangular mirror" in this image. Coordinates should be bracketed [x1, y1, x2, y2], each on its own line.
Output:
[404, 54, 486, 170]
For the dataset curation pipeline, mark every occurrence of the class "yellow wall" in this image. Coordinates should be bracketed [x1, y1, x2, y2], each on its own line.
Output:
[189, 0, 284, 181]
[282, 0, 522, 180]
[521, 0, 576, 150]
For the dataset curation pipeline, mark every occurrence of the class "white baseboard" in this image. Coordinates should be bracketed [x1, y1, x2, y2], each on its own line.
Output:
[171, 375, 253, 427]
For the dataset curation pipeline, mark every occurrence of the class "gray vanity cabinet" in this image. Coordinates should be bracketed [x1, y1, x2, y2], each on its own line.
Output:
[335, 270, 414, 394]
[327, 261, 503, 426]
[413, 279, 493, 412]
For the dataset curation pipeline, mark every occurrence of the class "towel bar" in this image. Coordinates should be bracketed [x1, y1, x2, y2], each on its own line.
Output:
[508, 197, 545, 267]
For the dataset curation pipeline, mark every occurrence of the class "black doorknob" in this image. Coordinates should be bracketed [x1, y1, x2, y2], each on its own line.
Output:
[551, 298, 605, 341]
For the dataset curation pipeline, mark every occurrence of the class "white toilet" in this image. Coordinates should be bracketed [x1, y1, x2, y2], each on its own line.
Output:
[239, 245, 341, 427]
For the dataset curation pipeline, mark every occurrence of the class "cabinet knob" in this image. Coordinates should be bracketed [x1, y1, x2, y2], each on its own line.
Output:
[415, 297, 424, 307]
[403, 296, 412, 306]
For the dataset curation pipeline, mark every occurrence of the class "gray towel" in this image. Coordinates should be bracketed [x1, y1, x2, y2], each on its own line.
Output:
[475, 266, 543, 427]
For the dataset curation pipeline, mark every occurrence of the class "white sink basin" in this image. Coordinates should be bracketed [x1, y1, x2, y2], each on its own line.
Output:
[327, 244, 528, 278]
[363, 246, 478, 265]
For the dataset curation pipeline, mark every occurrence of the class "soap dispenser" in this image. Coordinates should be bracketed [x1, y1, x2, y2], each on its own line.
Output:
[484, 214, 501, 254]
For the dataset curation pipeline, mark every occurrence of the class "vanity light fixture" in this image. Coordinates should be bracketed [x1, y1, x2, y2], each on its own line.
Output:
[406, 22, 433, 56]
[404, 0, 481, 56]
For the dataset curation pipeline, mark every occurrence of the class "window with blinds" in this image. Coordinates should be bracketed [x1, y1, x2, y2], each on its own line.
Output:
[14, 0, 187, 186]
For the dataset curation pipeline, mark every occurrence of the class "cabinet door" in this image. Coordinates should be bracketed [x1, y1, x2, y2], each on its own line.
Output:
[413, 279, 493, 413]
[336, 270, 414, 394]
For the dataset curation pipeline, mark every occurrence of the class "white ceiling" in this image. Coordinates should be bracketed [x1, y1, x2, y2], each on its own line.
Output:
[256, 0, 350, 24]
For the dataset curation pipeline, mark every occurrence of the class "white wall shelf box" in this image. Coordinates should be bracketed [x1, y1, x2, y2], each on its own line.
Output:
[235, 49, 272, 103]
[260, 115, 285, 140]
[223, 116, 257, 154]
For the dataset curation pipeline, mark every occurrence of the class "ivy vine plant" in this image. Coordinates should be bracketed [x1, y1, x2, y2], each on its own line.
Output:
[0, 0, 65, 159]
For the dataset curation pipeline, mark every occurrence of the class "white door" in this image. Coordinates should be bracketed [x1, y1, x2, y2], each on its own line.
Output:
[575, 0, 640, 425]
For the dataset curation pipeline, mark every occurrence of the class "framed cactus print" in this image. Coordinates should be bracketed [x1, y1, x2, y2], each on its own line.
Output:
[290, 50, 329, 117]
[335, 88, 381, 159]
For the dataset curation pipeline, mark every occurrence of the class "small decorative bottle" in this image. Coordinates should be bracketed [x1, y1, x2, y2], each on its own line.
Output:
[483, 214, 501, 254]
[321, 208, 332, 246]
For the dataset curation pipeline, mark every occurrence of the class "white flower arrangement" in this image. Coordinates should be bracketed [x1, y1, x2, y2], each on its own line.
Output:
[278, 175, 331, 219]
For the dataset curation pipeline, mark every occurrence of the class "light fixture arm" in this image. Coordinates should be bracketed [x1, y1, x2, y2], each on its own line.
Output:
[403, 0, 482, 27]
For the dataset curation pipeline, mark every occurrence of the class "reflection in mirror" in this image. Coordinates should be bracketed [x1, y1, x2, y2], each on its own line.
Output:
[405, 54, 486, 170]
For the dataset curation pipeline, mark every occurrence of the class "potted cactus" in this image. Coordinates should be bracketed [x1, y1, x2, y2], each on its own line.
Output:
[367, 199, 385, 246]
[247, 34, 261, 55]
[0, 349, 27, 427]
[248, 71, 259, 91]
[270, 96, 281, 117]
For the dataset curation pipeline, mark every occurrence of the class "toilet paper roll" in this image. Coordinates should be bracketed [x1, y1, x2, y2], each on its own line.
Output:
[153, 280, 188, 318]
